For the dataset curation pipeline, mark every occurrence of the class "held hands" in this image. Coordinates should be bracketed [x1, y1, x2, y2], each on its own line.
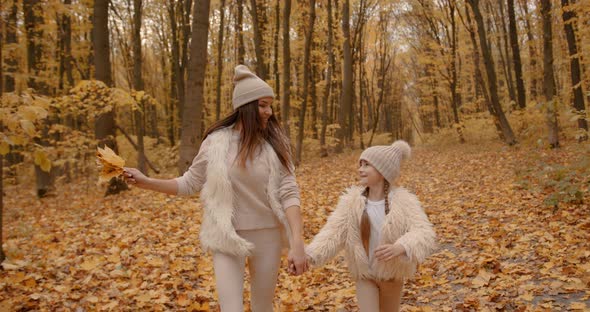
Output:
[374, 242, 407, 262]
[287, 243, 309, 276]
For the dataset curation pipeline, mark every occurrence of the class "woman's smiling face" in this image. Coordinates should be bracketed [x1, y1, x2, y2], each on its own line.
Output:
[257, 97, 273, 128]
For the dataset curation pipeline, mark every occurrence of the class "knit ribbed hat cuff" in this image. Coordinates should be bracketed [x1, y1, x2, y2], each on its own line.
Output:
[233, 85, 275, 110]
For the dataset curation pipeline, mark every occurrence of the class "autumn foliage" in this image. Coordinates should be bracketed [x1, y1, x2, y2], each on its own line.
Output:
[2, 0, 590, 310]
[1, 137, 589, 311]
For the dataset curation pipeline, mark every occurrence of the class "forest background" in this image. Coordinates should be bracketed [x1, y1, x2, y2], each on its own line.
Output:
[0, 0, 589, 310]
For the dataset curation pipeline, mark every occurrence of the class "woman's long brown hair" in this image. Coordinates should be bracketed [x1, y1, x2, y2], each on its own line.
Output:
[203, 100, 293, 173]
[361, 180, 390, 256]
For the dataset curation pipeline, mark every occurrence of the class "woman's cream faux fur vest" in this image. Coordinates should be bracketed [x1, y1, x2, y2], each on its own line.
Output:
[198, 127, 292, 257]
[306, 186, 436, 281]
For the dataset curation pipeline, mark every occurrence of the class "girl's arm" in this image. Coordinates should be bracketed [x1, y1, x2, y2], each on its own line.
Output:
[305, 196, 349, 267]
[394, 195, 437, 263]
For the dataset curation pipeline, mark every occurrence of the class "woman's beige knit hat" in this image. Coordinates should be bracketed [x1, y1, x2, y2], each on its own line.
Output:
[359, 140, 411, 183]
[232, 65, 275, 110]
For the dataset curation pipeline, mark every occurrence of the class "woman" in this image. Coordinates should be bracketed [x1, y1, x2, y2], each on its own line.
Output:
[124, 65, 307, 311]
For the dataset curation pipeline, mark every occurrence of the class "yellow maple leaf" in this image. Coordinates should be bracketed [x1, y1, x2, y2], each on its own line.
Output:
[97, 146, 125, 183]
[0, 141, 10, 156]
[34, 149, 52, 172]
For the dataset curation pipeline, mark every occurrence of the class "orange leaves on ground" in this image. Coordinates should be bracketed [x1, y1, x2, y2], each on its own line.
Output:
[96, 146, 125, 183]
[2, 140, 589, 310]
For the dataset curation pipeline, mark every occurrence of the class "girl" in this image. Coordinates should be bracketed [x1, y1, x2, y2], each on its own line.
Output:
[306, 141, 436, 312]
[124, 65, 307, 311]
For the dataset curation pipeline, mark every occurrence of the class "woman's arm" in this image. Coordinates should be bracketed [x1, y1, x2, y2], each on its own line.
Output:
[285, 206, 308, 275]
[277, 166, 308, 275]
[124, 138, 211, 196]
[123, 169, 179, 195]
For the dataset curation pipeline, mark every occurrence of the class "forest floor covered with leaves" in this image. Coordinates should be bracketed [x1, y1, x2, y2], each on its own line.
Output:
[1, 139, 589, 311]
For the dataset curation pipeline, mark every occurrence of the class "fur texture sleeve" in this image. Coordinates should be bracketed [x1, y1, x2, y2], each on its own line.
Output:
[305, 195, 350, 267]
[395, 191, 437, 264]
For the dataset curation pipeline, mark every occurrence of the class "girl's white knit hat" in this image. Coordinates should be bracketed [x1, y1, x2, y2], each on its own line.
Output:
[232, 65, 275, 110]
[359, 140, 411, 184]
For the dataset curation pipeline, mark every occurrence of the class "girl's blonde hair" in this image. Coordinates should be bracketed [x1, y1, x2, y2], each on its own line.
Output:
[360, 180, 390, 256]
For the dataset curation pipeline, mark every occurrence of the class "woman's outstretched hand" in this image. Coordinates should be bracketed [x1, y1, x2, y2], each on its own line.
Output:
[123, 167, 149, 188]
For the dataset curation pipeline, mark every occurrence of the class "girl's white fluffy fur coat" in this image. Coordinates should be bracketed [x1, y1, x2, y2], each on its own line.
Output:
[306, 186, 436, 281]
[199, 127, 292, 257]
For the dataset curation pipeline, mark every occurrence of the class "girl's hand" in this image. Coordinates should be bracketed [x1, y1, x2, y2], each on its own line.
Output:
[287, 243, 308, 276]
[374, 243, 406, 262]
[123, 167, 149, 188]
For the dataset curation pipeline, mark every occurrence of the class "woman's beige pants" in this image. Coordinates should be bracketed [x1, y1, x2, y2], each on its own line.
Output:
[356, 278, 404, 312]
[212, 228, 282, 312]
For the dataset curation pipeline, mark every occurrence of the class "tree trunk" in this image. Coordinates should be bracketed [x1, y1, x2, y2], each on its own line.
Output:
[64, 0, 74, 89]
[448, 2, 464, 143]
[467, 0, 517, 145]
[273, 0, 280, 104]
[497, 0, 516, 104]
[249, 0, 267, 80]
[508, 0, 526, 109]
[295, 0, 315, 165]
[540, 0, 559, 148]
[0, 17, 5, 263]
[4, 0, 17, 92]
[320, 0, 334, 157]
[58, 0, 74, 91]
[236, 0, 245, 64]
[133, 0, 147, 174]
[310, 64, 318, 140]
[24, 0, 53, 196]
[215, 0, 226, 121]
[0, 149, 4, 262]
[93, 0, 112, 86]
[149, 100, 159, 139]
[465, 2, 492, 114]
[433, 92, 441, 129]
[177, 0, 192, 140]
[178, 0, 211, 174]
[518, 0, 539, 100]
[357, 35, 365, 150]
[24, 0, 47, 94]
[168, 0, 179, 146]
[93, 0, 127, 195]
[338, 0, 353, 152]
[561, 0, 588, 139]
[281, 0, 292, 139]
[369, 13, 391, 146]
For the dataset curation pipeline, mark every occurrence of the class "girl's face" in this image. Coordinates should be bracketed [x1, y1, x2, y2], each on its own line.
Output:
[358, 159, 385, 187]
[258, 97, 273, 129]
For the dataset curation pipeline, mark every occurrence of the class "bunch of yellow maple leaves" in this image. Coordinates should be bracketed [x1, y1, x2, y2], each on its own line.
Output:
[96, 146, 125, 183]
